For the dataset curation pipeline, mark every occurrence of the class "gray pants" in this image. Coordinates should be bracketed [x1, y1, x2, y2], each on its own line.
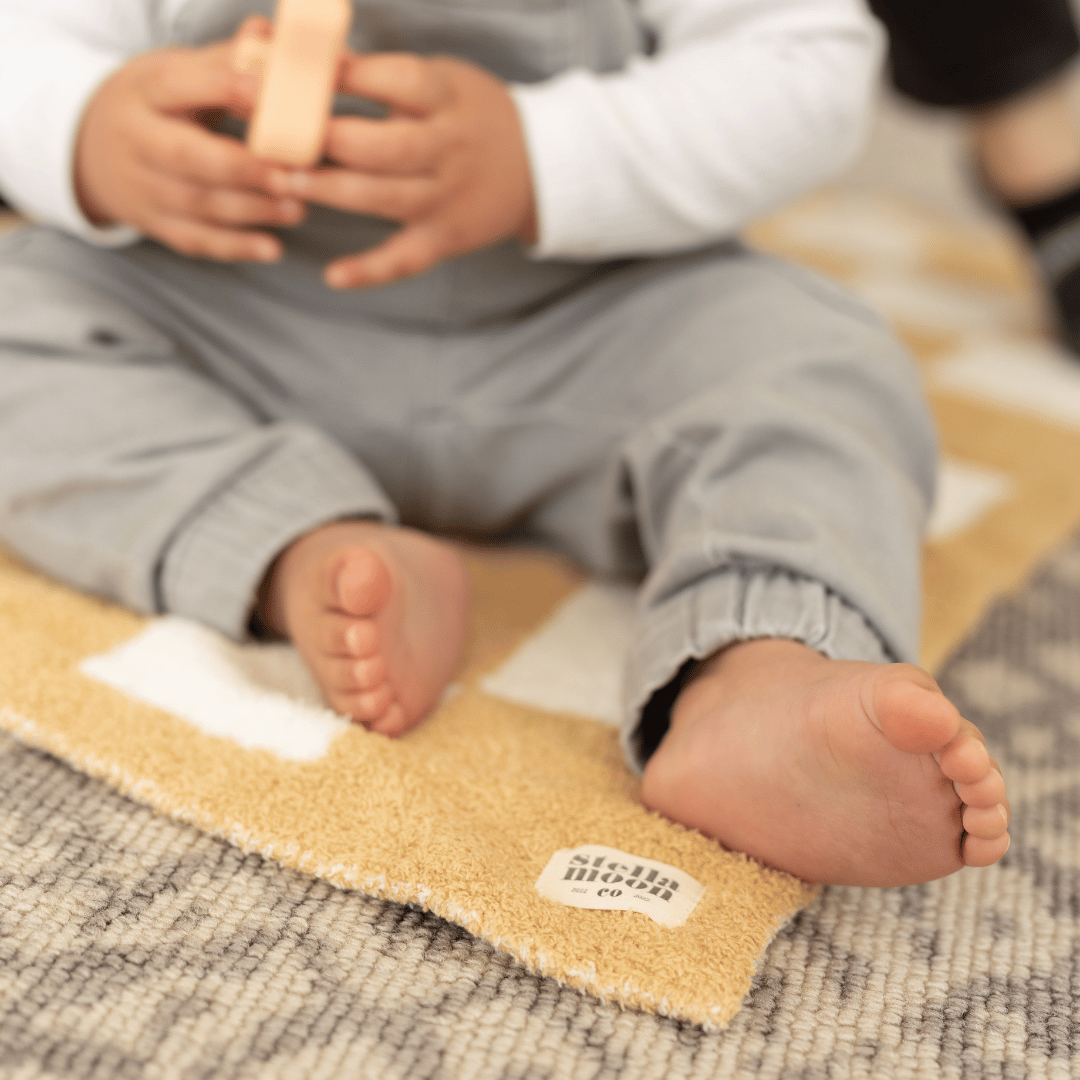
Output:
[0, 221, 935, 768]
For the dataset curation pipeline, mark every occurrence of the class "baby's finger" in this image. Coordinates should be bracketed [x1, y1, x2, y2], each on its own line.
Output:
[231, 16, 274, 78]
[336, 53, 449, 117]
[149, 214, 283, 263]
[324, 223, 443, 288]
[280, 168, 437, 221]
[142, 44, 259, 116]
[142, 116, 287, 194]
[323, 115, 441, 176]
[147, 173, 305, 227]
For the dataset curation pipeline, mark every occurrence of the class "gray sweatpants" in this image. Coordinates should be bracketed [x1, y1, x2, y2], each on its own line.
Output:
[0, 219, 935, 769]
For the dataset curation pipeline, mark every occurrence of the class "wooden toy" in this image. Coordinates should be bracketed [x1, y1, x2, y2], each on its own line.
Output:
[237, 0, 352, 167]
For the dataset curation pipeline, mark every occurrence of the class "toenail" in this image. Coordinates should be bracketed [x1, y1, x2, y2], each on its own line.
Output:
[346, 625, 360, 652]
[997, 803, 1008, 825]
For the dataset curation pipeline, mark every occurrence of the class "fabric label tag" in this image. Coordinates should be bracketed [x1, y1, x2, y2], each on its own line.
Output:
[535, 845, 704, 928]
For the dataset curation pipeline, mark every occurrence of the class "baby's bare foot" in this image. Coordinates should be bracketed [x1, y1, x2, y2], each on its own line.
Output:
[640, 639, 1010, 887]
[259, 520, 470, 736]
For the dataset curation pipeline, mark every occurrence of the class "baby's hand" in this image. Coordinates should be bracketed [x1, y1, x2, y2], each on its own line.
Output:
[271, 53, 537, 288]
[75, 26, 303, 263]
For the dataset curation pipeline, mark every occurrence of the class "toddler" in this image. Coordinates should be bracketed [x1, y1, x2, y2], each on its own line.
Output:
[0, 0, 1010, 886]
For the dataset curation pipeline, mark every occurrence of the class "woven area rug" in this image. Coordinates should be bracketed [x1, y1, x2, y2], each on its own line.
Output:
[4, 178, 1080, 1075]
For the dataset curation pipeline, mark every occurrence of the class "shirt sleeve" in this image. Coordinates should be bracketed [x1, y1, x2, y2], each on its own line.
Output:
[0, 2, 154, 244]
[510, 0, 885, 260]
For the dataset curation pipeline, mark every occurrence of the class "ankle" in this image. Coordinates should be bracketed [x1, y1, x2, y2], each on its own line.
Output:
[670, 637, 823, 727]
[696, 637, 824, 684]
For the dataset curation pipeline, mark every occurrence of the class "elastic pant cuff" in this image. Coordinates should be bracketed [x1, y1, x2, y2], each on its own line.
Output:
[621, 567, 895, 772]
[160, 424, 397, 640]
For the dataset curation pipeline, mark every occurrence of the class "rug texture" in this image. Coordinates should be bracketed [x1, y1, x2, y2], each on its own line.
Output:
[3, 177, 1080, 1070]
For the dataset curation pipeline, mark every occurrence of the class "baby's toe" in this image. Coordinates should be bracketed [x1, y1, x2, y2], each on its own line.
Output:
[954, 766, 1007, 808]
[963, 831, 1011, 867]
[938, 728, 991, 785]
[332, 547, 392, 617]
[315, 613, 377, 657]
[370, 702, 409, 738]
[353, 654, 388, 690]
[320, 656, 369, 692]
[350, 683, 396, 722]
[962, 802, 1009, 840]
[873, 674, 960, 753]
[318, 652, 388, 694]
[344, 618, 379, 657]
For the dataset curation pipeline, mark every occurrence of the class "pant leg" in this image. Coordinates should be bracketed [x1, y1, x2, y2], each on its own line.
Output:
[869, 0, 1080, 108]
[421, 243, 936, 772]
[0, 222, 646, 643]
[616, 255, 934, 769]
[0, 224, 935, 777]
[0, 227, 399, 638]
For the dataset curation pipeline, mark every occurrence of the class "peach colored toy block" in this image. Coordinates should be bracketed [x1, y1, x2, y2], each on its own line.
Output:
[243, 0, 352, 167]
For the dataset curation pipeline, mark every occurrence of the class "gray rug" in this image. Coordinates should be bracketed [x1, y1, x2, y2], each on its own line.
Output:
[4, 538, 1080, 1079]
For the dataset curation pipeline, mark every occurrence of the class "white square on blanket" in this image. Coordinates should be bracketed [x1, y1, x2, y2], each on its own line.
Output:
[80, 616, 350, 762]
[480, 582, 637, 727]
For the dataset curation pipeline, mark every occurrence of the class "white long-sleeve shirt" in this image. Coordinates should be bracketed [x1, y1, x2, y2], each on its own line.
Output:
[0, 0, 882, 258]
